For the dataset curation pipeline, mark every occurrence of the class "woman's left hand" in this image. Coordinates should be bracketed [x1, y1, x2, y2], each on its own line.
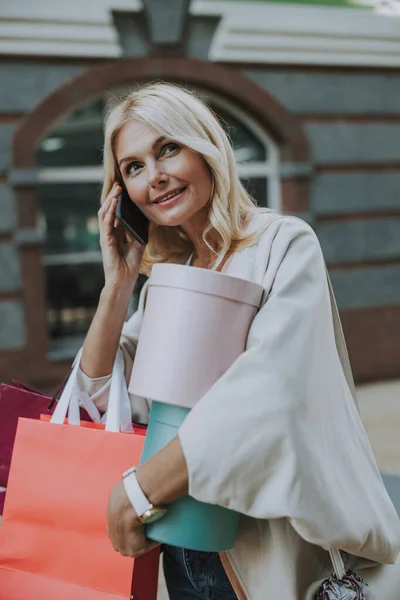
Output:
[107, 481, 159, 558]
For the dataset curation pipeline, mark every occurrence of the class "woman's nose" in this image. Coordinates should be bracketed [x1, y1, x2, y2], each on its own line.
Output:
[148, 164, 168, 188]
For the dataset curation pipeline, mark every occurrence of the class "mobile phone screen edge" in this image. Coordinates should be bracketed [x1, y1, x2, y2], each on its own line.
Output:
[115, 193, 148, 246]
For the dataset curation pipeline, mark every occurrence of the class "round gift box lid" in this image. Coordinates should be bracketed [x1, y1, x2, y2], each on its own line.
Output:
[149, 263, 264, 308]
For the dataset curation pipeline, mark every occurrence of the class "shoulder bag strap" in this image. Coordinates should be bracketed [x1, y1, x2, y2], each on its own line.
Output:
[326, 268, 358, 578]
[325, 268, 358, 409]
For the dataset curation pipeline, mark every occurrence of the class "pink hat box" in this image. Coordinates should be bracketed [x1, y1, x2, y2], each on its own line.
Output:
[128, 263, 264, 409]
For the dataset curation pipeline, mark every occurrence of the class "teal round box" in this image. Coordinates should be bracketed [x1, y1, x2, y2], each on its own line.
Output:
[140, 401, 239, 551]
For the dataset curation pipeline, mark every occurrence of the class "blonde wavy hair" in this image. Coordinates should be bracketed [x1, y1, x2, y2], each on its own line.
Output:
[102, 82, 274, 276]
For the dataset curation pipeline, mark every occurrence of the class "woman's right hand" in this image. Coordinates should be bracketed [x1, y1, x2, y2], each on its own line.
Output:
[98, 182, 146, 289]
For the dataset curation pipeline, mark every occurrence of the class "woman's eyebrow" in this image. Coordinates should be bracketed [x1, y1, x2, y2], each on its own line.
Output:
[152, 135, 166, 149]
[118, 136, 166, 167]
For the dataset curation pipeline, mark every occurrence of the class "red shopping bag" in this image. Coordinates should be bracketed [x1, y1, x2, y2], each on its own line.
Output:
[0, 383, 53, 490]
[0, 379, 93, 514]
[0, 351, 159, 599]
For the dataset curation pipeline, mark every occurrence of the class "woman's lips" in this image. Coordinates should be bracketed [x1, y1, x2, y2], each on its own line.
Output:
[153, 187, 187, 208]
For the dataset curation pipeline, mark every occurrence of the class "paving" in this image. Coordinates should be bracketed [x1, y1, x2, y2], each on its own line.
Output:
[357, 379, 400, 477]
[357, 379, 400, 515]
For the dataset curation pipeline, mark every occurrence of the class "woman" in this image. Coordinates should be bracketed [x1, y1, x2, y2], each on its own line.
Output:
[77, 83, 400, 599]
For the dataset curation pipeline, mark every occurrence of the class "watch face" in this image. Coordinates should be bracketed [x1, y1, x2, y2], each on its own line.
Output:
[142, 507, 168, 524]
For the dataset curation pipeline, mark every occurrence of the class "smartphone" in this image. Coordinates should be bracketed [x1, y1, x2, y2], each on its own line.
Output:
[115, 187, 150, 246]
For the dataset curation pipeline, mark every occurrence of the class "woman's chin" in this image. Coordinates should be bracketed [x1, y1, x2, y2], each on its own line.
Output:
[153, 208, 193, 228]
[151, 200, 208, 230]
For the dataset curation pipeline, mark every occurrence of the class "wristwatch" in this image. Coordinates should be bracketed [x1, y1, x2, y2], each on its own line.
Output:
[122, 466, 167, 524]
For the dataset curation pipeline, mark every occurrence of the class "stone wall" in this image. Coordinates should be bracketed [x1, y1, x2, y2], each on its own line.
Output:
[247, 67, 400, 381]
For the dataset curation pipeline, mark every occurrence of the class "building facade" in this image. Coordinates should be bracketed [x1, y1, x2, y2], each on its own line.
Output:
[1, 0, 400, 391]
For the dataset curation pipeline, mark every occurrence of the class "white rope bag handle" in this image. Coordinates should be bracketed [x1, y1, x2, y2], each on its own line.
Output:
[51, 348, 133, 434]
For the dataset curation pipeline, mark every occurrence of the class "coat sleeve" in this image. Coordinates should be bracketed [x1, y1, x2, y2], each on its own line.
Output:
[76, 280, 150, 424]
[178, 217, 400, 564]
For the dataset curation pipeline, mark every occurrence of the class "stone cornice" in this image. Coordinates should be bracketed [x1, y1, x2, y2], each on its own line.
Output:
[1, 0, 399, 66]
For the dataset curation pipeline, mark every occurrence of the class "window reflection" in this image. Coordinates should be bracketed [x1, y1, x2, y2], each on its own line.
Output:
[36, 99, 105, 168]
[240, 178, 267, 207]
[38, 183, 101, 254]
[211, 105, 267, 163]
[36, 182, 104, 345]
[46, 263, 103, 340]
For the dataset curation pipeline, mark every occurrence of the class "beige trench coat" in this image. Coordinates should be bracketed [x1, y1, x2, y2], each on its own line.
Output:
[78, 214, 400, 599]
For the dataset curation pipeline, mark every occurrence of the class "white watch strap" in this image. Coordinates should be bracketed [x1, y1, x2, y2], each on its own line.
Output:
[122, 467, 152, 517]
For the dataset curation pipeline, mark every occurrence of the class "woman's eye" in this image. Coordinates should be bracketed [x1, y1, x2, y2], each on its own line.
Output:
[162, 142, 180, 156]
[126, 162, 141, 175]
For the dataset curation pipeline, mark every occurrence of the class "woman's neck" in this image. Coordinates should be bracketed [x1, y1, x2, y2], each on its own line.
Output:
[190, 248, 233, 273]
[190, 251, 213, 269]
[180, 206, 212, 264]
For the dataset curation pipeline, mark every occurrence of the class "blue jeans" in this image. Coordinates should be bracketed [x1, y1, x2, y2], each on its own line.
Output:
[162, 545, 238, 600]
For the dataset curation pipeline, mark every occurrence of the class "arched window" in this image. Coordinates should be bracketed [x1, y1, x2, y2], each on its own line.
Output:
[204, 92, 280, 211]
[35, 90, 280, 357]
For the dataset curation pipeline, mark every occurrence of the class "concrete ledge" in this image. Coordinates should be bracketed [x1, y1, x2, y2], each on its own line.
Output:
[311, 172, 400, 216]
[330, 264, 400, 309]
[382, 474, 400, 517]
[0, 301, 25, 351]
[279, 162, 313, 180]
[317, 218, 400, 264]
[9, 169, 40, 187]
[0, 124, 15, 174]
[305, 122, 400, 165]
[0, 63, 87, 113]
[358, 379, 400, 479]
[245, 69, 400, 116]
[0, 185, 16, 233]
[0, 244, 21, 292]
[14, 228, 45, 247]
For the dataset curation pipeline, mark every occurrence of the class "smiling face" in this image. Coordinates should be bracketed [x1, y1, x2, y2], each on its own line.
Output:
[115, 120, 213, 231]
